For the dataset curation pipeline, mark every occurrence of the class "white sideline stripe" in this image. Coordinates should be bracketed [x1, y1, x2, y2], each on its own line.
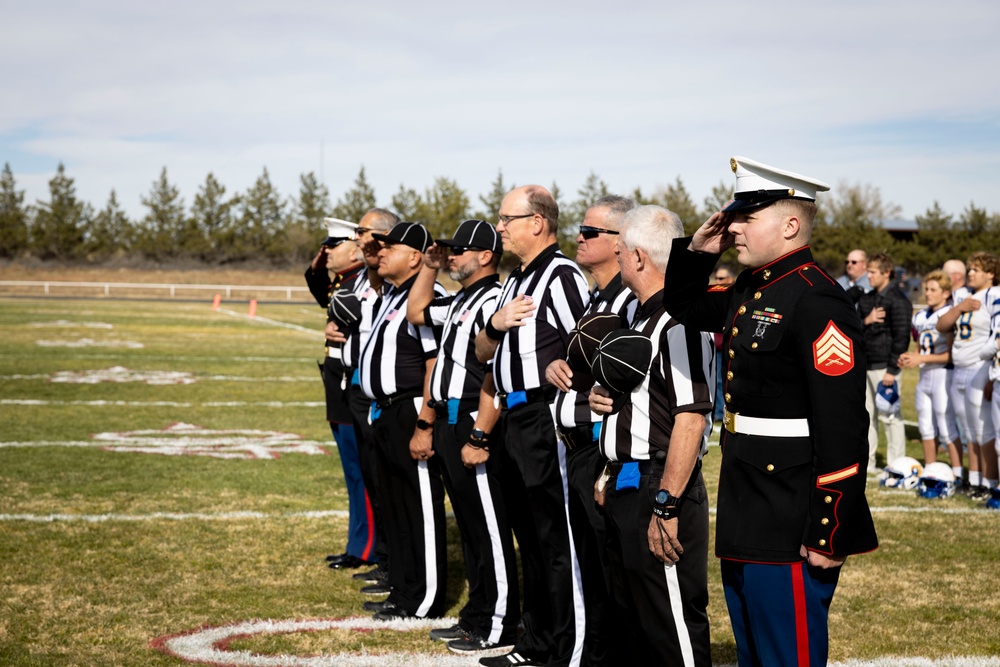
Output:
[0, 510, 349, 523]
[0, 374, 315, 382]
[1, 399, 324, 408]
[217, 307, 324, 337]
[0, 439, 328, 449]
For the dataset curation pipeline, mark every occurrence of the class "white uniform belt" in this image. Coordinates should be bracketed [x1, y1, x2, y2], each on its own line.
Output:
[724, 409, 810, 438]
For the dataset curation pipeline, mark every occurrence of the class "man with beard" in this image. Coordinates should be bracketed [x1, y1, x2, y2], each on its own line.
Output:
[407, 219, 520, 656]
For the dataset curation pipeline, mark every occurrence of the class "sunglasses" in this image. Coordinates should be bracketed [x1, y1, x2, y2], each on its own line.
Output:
[448, 246, 492, 256]
[579, 226, 620, 240]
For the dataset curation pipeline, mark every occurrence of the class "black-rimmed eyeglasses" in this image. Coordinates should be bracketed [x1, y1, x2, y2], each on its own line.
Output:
[579, 226, 620, 240]
[497, 213, 535, 225]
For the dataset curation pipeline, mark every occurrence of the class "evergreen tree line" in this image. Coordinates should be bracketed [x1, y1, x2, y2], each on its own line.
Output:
[1, 161, 998, 276]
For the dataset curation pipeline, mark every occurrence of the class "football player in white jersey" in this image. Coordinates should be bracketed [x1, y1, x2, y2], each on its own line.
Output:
[979, 310, 1000, 502]
[936, 252, 1000, 497]
[898, 270, 962, 472]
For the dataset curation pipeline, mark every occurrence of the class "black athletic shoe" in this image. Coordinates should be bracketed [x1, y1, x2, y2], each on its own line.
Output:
[428, 624, 468, 642]
[373, 602, 415, 621]
[971, 485, 991, 500]
[362, 599, 392, 612]
[479, 651, 543, 667]
[360, 583, 390, 596]
[352, 566, 385, 583]
[447, 633, 514, 656]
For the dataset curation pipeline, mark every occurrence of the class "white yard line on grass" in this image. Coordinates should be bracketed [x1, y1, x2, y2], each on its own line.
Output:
[1, 399, 325, 408]
[0, 510, 349, 523]
[216, 307, 324, 337]
[0, 374, 315, 382]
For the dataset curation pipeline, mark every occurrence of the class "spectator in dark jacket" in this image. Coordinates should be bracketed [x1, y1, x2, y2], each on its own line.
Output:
[858, 253, 912, 472]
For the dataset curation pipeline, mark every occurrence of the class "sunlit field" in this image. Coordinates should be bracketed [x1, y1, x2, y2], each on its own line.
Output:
[1, 294, 998, 666]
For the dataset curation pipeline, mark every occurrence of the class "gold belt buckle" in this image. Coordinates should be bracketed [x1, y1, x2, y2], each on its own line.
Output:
[723, 409, 737, 434]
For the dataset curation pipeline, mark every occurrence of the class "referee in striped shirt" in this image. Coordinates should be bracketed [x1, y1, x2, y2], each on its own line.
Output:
[406, 219, 520, 655]
[590, 205, 714, 666]
[332, 208, 400, 586]
[475, 185, 589, 667]
[358, 221, 449, 621]
[544, 195, 637, 667]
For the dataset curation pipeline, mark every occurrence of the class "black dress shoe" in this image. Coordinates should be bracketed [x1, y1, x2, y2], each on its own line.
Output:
[328, 555, 368, 570]
[325, 552, 349, 564]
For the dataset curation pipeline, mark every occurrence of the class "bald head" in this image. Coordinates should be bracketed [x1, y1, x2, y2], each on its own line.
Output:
[943, 259, 966, 289]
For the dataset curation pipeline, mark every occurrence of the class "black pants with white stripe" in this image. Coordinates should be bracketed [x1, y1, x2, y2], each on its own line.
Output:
[372, 397, 447, 617]
[604, 465, 711, 667]
[434, 414, 520, 643]
[500, 401, 585, 667]
[565, 439, 624, 667]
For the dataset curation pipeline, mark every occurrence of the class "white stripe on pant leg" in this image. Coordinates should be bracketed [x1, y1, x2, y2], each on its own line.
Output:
[415, 459, 439, 618]
[475, 464, 509, 644]
[664, 562, 695, 667]
[556, 437, 586, 667]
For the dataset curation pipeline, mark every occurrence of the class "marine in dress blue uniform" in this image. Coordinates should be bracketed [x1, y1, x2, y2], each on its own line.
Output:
[304, 217, 374, 568]
[664, 157, 878, 667]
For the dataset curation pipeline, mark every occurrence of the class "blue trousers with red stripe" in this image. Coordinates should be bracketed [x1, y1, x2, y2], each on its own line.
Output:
[721, 559, 840, 667]
[330, 423, 375, 561]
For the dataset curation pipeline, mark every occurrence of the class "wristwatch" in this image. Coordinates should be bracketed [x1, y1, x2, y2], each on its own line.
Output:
[416, 418, 434, 431]
[652, 489, 683, 520]
[469, 428, 488, 442]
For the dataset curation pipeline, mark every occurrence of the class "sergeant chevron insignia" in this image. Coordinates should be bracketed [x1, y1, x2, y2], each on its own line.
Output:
[813, 321, 854, 376]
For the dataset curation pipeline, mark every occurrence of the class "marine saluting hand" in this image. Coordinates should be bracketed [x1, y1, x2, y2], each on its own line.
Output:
[690, 210, 735, 256]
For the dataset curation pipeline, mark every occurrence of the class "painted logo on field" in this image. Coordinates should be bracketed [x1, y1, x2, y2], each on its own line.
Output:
[95, 422, 330, 459]
[149, 617, 1000, 667]
[50, 366, 195, 384]
[151, 617, 470, 667]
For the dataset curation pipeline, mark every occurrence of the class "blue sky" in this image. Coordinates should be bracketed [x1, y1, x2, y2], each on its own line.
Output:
[2, 0, 999, 222]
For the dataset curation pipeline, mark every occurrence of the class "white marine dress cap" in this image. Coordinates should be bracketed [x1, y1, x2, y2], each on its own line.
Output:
[722, 156, 831, 212]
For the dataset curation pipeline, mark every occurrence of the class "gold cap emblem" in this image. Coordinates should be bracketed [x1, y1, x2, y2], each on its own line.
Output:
[730, 157, 738, 173]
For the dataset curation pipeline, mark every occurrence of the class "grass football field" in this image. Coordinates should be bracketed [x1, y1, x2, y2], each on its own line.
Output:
[1, 295, 999, 666]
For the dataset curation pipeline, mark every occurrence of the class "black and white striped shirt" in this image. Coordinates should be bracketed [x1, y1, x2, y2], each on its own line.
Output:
[305, 264, 364, 370]
[340, 271, 381, 370]
[359, 274, 446, 400]
[425, 275, 501, 403]
[599, 290, 714, 462]
[491, 244, 590, 395]
[552, 272, 638, 429]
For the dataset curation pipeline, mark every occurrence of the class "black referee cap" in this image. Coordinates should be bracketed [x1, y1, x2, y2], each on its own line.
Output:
[591, 329, 653, 410]
[435, 219, 502, 255]
[329, 289, 362, 329]
[567, 312, 623, 390]
[372, 222, 432, 252]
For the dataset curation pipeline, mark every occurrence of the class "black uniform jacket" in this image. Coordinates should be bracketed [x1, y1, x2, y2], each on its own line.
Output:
[305, 264, 364, 424]
[664, 239, 878, 563]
